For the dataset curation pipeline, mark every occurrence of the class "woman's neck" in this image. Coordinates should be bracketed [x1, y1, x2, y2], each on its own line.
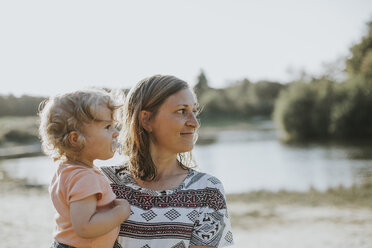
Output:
[149, 144, 182, 180]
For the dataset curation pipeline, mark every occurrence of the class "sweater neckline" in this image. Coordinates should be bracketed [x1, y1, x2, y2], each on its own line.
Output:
[122, 168, 194, 196]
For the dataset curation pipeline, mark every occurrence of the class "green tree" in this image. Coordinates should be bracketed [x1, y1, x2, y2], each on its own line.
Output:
[273, 80, 334, 141]
[252, 81, 283, 116]
[330, 76, 372, 138]
[346, 21, 372, 78]
[224, 79, 255, 117]
[194, 70, 210, 99]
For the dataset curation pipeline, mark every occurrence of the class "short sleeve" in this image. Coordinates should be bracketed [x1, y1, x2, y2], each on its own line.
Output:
[190, 176, 234, 247]
[67, 171, 104, 203]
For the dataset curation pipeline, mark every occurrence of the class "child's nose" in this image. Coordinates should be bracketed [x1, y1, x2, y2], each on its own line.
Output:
[113, 129, 119, 138]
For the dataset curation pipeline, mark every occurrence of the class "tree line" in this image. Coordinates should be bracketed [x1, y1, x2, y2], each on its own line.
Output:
[0, 95, 46, 117]
[1, 76, 284, 120]
[194, 72, 284, 120]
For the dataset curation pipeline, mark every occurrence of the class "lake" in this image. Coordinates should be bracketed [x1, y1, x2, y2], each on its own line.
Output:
[1, 124, 372, 194]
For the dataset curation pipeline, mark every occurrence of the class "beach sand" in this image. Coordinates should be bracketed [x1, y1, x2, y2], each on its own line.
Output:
[1, 179, 372, 248]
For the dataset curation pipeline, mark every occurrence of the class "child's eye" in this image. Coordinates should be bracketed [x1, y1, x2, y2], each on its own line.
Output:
[105, 125, 111, 130]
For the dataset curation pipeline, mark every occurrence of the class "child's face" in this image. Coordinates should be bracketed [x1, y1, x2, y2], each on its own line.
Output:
[79, 105, 119, 162]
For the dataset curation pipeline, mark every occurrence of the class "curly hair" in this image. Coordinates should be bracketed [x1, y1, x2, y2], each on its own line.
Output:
[38, 89, 122, 161]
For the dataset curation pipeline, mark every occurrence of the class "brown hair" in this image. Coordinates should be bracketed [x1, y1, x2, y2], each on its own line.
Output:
[120, 75, 198, 181]
[38, 89, 121, 161]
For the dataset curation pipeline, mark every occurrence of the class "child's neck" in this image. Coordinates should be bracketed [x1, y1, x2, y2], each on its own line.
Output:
[65, 158, 94, 168]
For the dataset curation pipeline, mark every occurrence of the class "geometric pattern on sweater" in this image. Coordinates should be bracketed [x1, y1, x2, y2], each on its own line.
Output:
[111, 184, 227, 211]
[100, 166, 234, 248]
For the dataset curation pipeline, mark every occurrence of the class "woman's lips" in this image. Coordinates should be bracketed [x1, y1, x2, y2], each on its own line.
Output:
[180, 132, 194, 136]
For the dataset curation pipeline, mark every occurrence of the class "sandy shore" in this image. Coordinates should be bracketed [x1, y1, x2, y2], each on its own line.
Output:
[1, 179, 372, 248]
[229, 202, 372, 247]
[0, 180, 55, 247]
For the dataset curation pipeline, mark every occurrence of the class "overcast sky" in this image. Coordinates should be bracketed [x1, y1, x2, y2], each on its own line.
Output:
[1, 0, 371, 97]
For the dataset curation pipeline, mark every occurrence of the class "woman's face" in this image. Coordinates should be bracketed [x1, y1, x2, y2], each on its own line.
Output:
[147, 88, 199, 155]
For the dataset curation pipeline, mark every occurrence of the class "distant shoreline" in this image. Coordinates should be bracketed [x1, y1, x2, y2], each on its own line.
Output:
[0, 119, 274, 158]
[0, 143, 42, 159]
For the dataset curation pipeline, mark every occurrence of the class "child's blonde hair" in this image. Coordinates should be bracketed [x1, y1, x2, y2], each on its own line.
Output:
[38, 89, 122, 161]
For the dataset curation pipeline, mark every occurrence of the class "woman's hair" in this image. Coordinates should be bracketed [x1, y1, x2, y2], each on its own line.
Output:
[38, 89, 122, 161]
[120, 74, 198, 181]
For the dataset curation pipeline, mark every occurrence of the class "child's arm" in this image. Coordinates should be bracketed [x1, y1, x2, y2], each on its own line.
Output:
[70, 195, 130, 239]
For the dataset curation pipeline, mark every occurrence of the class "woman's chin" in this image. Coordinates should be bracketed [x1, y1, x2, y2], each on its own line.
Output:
[177, 143, 194, 153]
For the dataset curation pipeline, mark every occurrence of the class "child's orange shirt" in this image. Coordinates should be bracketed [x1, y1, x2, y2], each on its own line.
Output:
[49, 163, 119, 248]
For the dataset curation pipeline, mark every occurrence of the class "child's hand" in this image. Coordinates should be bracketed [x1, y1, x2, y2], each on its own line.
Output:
[113, 199, 131, 221]
[70, 196, 131, 238]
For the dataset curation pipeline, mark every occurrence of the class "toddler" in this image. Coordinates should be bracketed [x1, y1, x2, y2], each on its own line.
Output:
[39, 89, 130, 248]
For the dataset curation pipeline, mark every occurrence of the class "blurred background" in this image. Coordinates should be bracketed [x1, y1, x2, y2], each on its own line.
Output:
[1, 1, 372, 247]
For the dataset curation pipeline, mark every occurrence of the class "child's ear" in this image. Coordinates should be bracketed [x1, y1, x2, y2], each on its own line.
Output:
[139, 110, 152, 132]
[68, 131, 80, 146]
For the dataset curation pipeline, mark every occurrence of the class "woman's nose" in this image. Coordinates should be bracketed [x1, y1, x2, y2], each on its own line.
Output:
[186, 112, 199, 128]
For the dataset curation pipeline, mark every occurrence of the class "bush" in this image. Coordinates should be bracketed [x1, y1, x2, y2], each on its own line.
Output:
[274, 76, 372, 141]
[330, 76, 372, 138]
[198, 89, 237, 118]
[4, 130, 39, 143]
[273, 80, 334, 141]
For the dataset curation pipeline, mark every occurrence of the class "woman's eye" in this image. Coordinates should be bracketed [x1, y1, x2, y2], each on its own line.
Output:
[177, 109, 186, 114]
[105, 125, 111, 129]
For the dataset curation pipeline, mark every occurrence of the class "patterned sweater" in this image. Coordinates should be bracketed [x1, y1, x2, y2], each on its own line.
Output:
[101, 166, 234, 248]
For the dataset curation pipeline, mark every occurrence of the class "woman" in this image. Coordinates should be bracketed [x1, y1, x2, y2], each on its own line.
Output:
[101, 75, 234, 247]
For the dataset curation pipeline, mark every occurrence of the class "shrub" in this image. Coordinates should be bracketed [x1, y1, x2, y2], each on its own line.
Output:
[273, 80, 334, 141]
[330, 76, 372, 138]
[4, 130, 39, 143]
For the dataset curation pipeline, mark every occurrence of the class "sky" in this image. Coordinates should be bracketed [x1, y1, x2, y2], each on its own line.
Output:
[1, 0, 371, 97]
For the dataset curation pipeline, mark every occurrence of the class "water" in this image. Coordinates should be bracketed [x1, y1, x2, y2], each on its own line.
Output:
[1, 126, 372, 194]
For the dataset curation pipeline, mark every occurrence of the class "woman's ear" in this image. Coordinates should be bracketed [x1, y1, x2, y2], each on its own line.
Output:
[139, 110, 152, 132]
[68, 131, 80, 147]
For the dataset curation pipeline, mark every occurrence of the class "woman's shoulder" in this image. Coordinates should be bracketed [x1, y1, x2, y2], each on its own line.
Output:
[99, 165, 129, 184]
[185, 169, 228, 211]
[185, 169, 225, 191]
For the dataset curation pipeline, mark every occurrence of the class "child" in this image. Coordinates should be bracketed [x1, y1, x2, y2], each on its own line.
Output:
[39, 89, 130, 248]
